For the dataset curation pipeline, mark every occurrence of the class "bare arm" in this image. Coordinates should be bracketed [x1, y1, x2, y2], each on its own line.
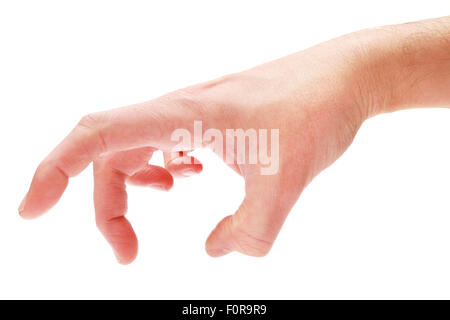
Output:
[19, 16, 450, 264]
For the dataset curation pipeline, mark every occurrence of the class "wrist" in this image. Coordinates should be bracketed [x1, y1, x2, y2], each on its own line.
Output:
[350, 17, 450, 117]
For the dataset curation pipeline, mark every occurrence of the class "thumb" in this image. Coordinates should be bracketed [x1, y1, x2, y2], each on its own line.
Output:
[205, 174, 297, 257]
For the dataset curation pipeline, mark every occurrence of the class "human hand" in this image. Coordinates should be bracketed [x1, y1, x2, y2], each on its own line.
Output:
[19, 17, 450, 264]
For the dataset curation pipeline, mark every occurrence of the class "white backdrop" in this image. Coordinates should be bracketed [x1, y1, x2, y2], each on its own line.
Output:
[1, 0, 449, 299]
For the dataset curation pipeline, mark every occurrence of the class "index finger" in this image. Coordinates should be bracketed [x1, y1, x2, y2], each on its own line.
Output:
[18, 93, 203, 219]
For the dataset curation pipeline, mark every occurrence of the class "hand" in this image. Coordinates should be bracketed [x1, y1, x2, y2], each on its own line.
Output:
[19, 17, 450, 264]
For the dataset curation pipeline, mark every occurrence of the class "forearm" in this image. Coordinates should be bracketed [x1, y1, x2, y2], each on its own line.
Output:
[354, 16, 450, 117]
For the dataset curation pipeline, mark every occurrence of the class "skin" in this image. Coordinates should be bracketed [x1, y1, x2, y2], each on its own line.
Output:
[19, 17, 450, 264]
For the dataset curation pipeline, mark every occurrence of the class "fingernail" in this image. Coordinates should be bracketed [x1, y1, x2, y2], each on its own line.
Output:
[18, 195, 27, 215]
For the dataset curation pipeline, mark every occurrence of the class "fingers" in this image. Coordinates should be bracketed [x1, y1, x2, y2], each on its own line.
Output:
[163, 151, 203, 178]
[19, 94, 204, 219]
[205, 174, 299, 257]
[93, 148, 173, 264]
[127, 164, 174, 190]
[94, 161, 137, 264]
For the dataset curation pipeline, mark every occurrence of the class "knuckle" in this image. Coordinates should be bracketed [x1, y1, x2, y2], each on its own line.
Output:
[169, 89, 206, 117]
[230, 217, 273, 257]
[78, 113, 99, 129]
[78, 111, 111, 131]
[234, 233, 272, 257]
[151, 90, 206, 136]
[176, 75, 239, 122]
[77, 112, 108, 153]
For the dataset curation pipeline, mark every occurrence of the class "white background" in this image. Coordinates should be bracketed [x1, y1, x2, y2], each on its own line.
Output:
[0, 1, 449, 299]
